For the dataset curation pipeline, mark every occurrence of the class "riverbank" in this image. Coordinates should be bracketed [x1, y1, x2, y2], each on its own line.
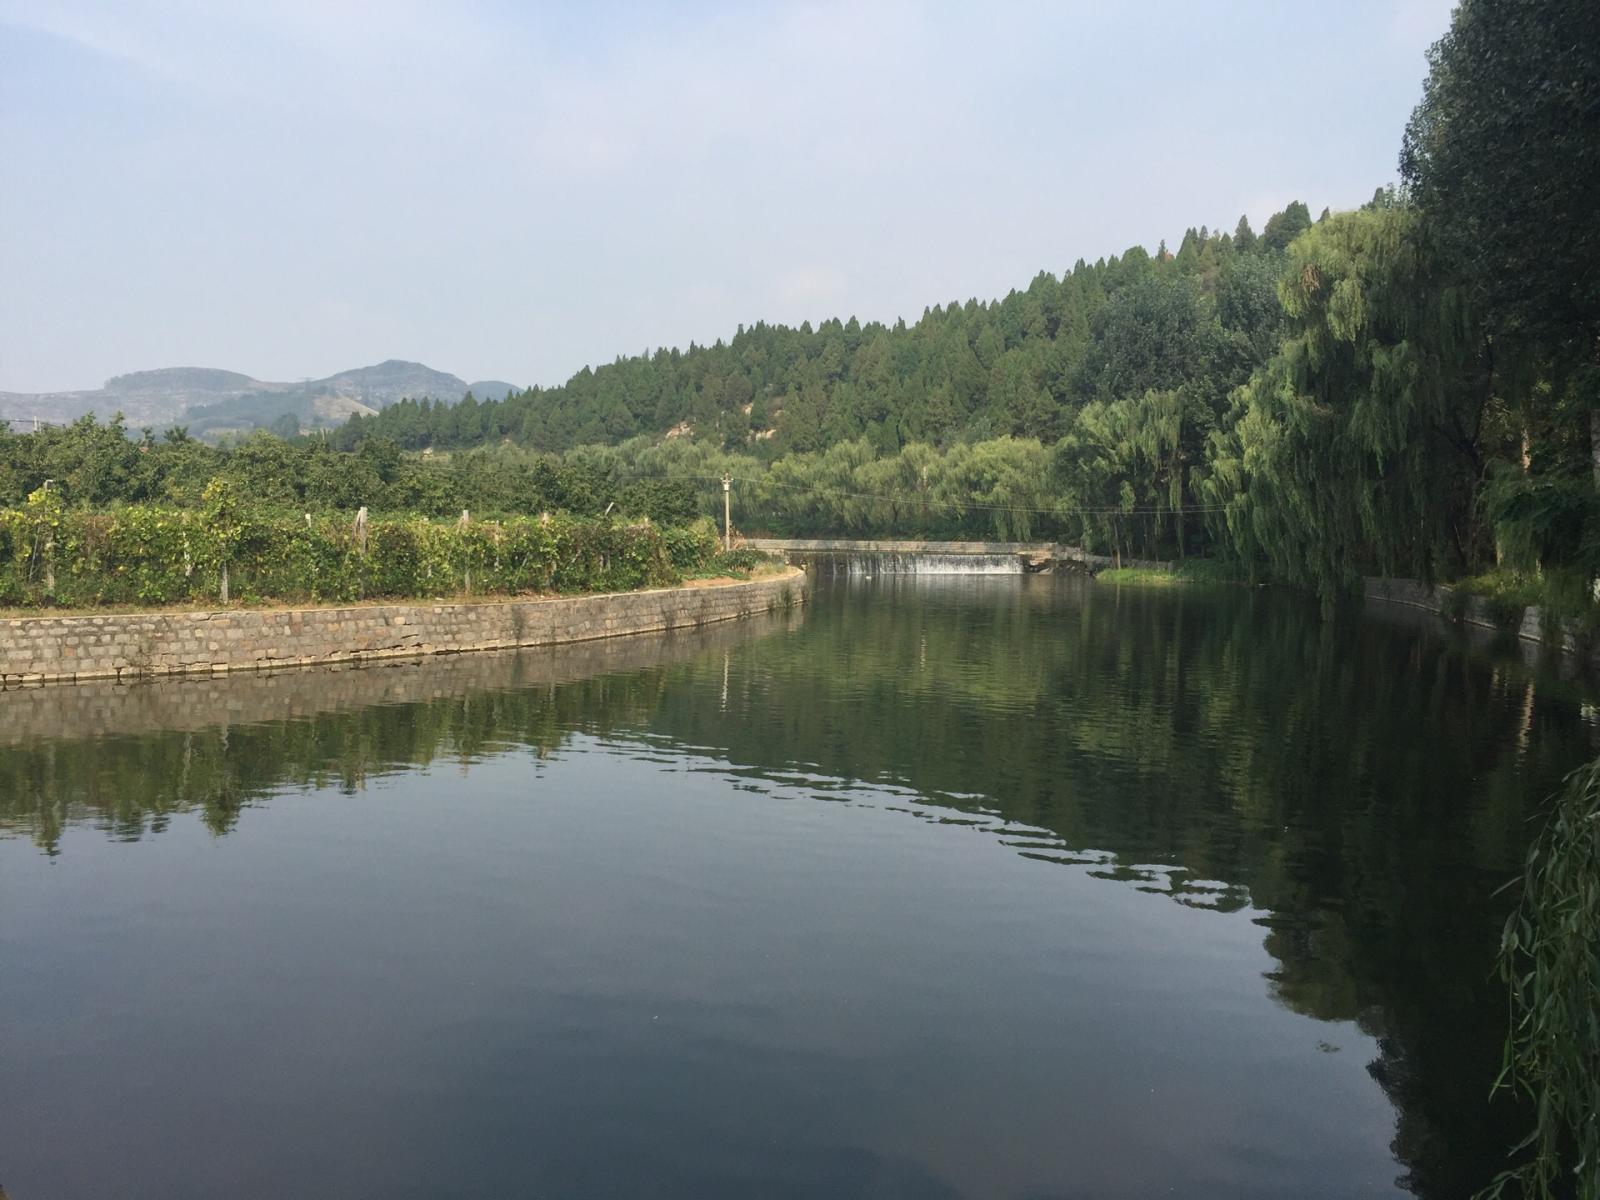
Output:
[1092, 564, 1598, 665]
[0, 568, 805, 688]
[1362, 575, 1600, 664]
[0, 608, 799, 744]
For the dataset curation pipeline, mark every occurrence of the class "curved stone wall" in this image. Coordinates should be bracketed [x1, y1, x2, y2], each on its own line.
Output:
[0, 569, 805, 688]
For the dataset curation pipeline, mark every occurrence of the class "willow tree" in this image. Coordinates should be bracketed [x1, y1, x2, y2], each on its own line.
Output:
[933, 437, 1053, 542]
[1052, 388, 1205, 562]
[1053, 400, 1138, 559]
[1485, 760, 1600, 1200]
[1198, 203, 1488, 604]
[1402, 0, 1600, 581]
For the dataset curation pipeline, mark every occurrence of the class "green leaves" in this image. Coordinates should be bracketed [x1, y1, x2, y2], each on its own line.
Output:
[0, 505, 705, 609]
[1199, 205, 1485, 605]
[1403, 0, 1600, 355]
[1483, 757, 1600, 1200]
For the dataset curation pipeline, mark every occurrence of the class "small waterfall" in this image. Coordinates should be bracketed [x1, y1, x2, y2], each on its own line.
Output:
[800, 551, 1029, 576]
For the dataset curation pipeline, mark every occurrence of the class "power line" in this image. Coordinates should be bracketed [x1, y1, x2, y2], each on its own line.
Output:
[646, 469, 1231, 518]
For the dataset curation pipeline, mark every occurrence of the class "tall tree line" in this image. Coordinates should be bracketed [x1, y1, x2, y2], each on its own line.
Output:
[333, 207, 1309, 458]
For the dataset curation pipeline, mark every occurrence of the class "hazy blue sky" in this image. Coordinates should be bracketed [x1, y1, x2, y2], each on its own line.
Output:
[1, 0, 1455, 393]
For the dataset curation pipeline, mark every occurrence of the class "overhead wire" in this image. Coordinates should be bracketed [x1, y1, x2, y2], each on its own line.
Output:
[625, 468, 1232, 518]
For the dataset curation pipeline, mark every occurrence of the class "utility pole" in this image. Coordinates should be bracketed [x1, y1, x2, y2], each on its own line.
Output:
[721, 474, 733, 551]
[42, 479, 57, 595]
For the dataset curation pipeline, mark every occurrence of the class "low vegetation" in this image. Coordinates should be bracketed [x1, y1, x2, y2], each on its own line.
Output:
[693, 547, 779, 580]
[0, 481, 723, 610]
[1094, 567, 1184, 588]
[1094, 559, 1246, 588]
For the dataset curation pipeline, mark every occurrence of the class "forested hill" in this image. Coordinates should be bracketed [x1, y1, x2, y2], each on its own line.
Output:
[332, 202, 1320, 456]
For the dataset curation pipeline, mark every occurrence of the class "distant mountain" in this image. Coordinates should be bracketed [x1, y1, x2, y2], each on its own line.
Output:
[0, 359, 512, 440]
[468, 380, 517, 402]
[104, 367, 258, 392]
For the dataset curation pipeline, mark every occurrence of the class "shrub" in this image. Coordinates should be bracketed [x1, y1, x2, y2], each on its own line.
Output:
[0, 498, 717, 610]
[710, 547, 766, 574]
[660, 519, 721, 573]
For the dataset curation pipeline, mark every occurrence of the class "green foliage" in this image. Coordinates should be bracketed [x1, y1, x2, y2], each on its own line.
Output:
[1198, 205, 1486, 606]
[0, 422, 718, 526]
[1095, 558, 1244, 588]
[1094, 567, 1184, 588]
[1261, 201, 1313, 252]
[1450, 571, 1544, 615]
[0, 197, 1319, 576]
[1449, 568, 1600, 646]
[1441, 575, 1529, 634]
[1403, 0, 1600, 360]
[1482, 757, 1600, 1200]
[659, 519, 721, 575]
[746, 436, 1065, 543]
[705, 548, 771, 577]
[1482, 465, 1600, 581]
[1402, 0, 1600, 614]
[1100, 558, 1247, 585]
[617, 477, 698, 525]
[1170, 556, 1249, 585]
[306, 212, 1302, 459]
[0, 503, 711, 609]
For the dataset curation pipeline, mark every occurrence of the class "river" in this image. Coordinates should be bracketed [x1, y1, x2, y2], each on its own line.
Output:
[1, 574, 1591, 1199]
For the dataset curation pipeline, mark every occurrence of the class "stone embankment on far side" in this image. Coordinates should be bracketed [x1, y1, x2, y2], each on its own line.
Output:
[0, 569, 805, 688]
[1362, 574, 1598, 665]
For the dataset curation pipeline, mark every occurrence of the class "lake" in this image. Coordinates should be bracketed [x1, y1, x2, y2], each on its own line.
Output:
[1, 575, 1592, 1199]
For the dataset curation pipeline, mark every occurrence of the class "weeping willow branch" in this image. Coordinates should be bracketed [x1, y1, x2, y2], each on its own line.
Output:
[1481, 757, 1600, 1199]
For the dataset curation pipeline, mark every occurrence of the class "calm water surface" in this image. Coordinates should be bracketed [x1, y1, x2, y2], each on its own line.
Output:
[1, 576, 1594, 1199]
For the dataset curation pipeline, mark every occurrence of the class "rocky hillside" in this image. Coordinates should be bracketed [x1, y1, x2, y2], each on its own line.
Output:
[0, 360, 517, 440]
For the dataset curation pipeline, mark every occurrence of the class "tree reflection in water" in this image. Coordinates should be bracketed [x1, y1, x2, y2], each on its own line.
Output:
[2, 575, 1592, 1197]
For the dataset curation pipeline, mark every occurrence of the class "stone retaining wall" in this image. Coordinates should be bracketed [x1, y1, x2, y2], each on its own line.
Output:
[1363, 575, 1595, 666]
[0, 569, 805, 689]
[0, 608, 797, 744]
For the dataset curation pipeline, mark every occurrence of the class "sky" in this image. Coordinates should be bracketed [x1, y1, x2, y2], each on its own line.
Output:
[0, 0, 1457, 394]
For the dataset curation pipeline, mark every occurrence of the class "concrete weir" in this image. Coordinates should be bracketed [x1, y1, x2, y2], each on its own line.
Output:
[0, 569, 806, 689]
[746, 538, 1058, 575]
[745, 538, 1163, 576]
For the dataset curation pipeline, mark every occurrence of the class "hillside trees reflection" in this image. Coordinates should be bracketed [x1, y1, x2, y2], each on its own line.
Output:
[2, 579, 1593, 1196]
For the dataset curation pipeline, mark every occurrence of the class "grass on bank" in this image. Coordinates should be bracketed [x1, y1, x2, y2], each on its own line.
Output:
[1094, 559, 1246, 588]
[1095, 567, 1185, 587]
[1444, 567, 1600, 635]
[684, 548, 786, 582]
